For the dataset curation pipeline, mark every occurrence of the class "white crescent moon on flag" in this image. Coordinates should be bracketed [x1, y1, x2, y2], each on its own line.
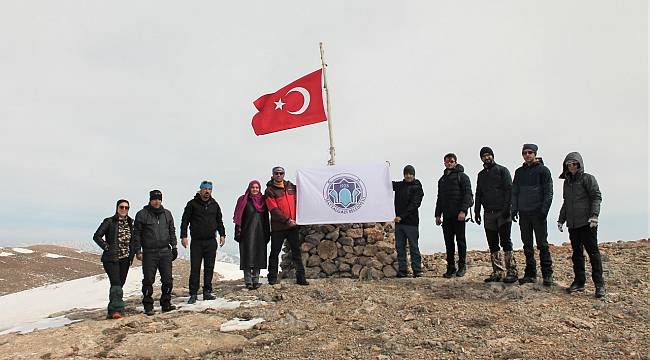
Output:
[286, 87, 310, 115]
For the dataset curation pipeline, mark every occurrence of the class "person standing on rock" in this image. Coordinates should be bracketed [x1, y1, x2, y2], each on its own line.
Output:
[511, 144, 554, 286]
[265, 166, 309, 286]
[133, 190, 178, 315]
[180, 180, 226, 304]
[474, 147, 518, 283]
[557, 152, 605, 298]
[392, 165, 425, 278]
[93, 199, 136, 319]
[435, 153, 473, 278]
[234, 180, 270, 290]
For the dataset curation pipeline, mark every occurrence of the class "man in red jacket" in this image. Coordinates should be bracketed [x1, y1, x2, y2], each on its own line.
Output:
[265, 166, 309, 286]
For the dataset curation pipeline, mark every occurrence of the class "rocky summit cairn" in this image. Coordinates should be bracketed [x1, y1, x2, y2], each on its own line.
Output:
[279, 223, 398, 280]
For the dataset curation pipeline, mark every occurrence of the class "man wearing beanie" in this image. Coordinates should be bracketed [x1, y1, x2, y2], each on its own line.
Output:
[435, 153, 473, 278]
[180, 180, 226, 304]
[512, 144, 554, 286]
[474, 147, 518, 283]
[133, 189, 178, 315]
[265, 166, 309, 286]
[392, 165, 425, 277]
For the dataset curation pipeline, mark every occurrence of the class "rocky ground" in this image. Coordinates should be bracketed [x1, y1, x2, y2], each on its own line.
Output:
[1, 239, 648, 359]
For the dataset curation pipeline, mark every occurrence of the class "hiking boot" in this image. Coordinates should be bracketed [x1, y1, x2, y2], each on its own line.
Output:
[144, 308, 155, 316]
[161, 304, 176, 313]
[518, 276, 536, 284]
[484, 273, 502, 283]
[296, 274, 310, 286]
[503, 251, 518, 283]
[246, 284, 254, 290]
[595, 286, 606, 298]
[443, 269, 455, 279]
[566, 282, 585, 294]
[455, 266, 466, 277]
[542, 275, 553, 286]
[203, 293, 216, 301]
[268, 278, 278, 285]
[111, 312, 123, 320]
[396, 273, 408, 278]
[253, 283, 261, 289]
[413, 272, 423, 278]
[187, 295, 197, 304]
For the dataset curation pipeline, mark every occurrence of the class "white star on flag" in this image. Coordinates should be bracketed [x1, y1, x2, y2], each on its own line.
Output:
[274, 99, 285, 110]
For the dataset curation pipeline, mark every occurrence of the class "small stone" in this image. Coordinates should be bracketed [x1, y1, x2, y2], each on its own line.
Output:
[346, 228, 364, 239]
[338, 237, 354, 246]
[318, 240, 338, 260]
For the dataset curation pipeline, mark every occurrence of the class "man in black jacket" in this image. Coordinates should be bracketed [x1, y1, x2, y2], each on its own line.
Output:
[435, 153, 473, 278]
[512, 144, 554, 286]
[133, 190, 178, 315]
[557, 152, 605, 298]
[392, 165, 425, 278]
[180, 180, 226, 304]
[475, 147, 518, 283]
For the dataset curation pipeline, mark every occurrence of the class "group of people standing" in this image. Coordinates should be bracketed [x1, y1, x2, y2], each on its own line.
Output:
[93, 144, 605, 320]
[392, 144, 605, 300]
[93, 167, 307, 319]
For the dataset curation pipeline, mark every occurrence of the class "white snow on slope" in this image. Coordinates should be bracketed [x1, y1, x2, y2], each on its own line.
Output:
[220, 317, 265, 332]
[0, 261, 264, 335]
[11, 248, 34, 254]
[0, 252, 14, 257]
[44, 253, 66, 259]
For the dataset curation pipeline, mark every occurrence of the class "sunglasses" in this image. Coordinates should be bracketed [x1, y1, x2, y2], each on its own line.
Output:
[522, 150, 535, 155]
[118, 205, 129, 210]
[444, 159, 456, 163]
[566, 162, 579, 167]
[273, 172, 285, 175]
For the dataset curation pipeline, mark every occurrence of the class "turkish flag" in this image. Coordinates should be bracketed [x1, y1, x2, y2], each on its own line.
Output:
[252, 69, 327, 135]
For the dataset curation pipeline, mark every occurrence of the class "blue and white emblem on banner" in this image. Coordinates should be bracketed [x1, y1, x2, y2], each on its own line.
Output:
[323, 173, 367, 214]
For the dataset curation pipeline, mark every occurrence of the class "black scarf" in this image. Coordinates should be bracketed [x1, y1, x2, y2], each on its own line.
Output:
[146, 204, 165, 216]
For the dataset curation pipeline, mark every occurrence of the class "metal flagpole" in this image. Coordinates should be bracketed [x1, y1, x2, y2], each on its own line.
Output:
[320, 42, 336, 166]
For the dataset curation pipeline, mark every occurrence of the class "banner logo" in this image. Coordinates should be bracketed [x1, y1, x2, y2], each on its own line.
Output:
[323, 173, 367, 214]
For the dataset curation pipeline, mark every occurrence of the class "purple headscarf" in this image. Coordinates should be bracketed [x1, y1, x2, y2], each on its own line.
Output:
[233, 180, 266, 225]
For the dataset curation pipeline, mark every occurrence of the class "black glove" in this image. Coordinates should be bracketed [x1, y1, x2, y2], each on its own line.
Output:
[171, 247, 178, 261]
[475, 213, 482, 225]
[511, 210, 518, 222]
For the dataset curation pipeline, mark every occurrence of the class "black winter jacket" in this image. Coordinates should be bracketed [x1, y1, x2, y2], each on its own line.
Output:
[392, 179, 424, 226]
[133, 205, 177, 253]
[558, 152, 602, 229]
[180, 194, 226, 240]
[475, 162, 512, 214]
[512, 160, 553, 217]
[93, 215, 135, 262]
[435, 164, 473, 218]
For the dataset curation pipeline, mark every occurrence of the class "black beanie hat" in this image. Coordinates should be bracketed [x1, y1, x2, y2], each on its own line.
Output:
[403, 165, 415, 176]
[149, 190, 162, 201]
[522, 143, 538, 154]
[480, 146, 494, 158]
[115, 199, 129, 212]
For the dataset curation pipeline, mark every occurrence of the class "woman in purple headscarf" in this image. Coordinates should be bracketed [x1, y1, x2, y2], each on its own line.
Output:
[234, 180, 270, 289]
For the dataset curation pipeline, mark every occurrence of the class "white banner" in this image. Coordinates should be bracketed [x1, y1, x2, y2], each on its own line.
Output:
[296, 163, 395, 225]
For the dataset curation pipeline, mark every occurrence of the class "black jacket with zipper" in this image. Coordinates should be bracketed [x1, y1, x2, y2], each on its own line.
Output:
[180, 194, 225, 240]
[392, 179, 424, 226]
[512, 159, 553, 217]
[475, 162, 512, 214]
[93, 215, 135, 262]
[435, 164, 473, 218]
[133, 205, 177, 253]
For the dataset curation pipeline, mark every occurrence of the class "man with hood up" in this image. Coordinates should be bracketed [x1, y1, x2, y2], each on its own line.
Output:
[265, 166, 309, 286]
[180, 180, 226, 304]
[392, 165, 425, 278]
[133, 189, 178, 315]
[474, 147, 518, 283]
[435, 153, 473, 278]
[512, 144, 554, 286]
[557, 152, 605, 298]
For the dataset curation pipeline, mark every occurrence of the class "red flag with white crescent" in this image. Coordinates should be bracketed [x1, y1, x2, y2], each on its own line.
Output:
[252, 69, 327, 135]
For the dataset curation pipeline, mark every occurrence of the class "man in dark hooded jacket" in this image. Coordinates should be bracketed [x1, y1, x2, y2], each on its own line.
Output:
[435, 153, 473, 278]
[557, 152, 605, 298]
[474, 147, 518, 283]
[392, 165, 425, 277]
[180, 180, 226, 304]
[512, 144, 554, 286]
[133, 190, 178, 315]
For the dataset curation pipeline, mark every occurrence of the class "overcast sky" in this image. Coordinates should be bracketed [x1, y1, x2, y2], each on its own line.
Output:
[0, 1, 647, 256]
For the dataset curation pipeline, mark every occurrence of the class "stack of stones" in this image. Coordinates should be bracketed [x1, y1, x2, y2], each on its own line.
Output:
[279, 222, 398, 280]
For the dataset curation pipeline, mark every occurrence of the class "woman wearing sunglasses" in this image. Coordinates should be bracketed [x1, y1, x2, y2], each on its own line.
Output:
[93, 199, 136, 319]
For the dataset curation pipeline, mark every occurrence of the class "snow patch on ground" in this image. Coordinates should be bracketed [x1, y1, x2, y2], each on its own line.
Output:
[174, 297, 267, 312]
[1, 316, 82, 335]
[215, 261, 268, 281]
[220, 317, 265, 332]
[43, 253, 66, 259]
[0, 252, 14, 257]
[11, 248, 34, 254]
